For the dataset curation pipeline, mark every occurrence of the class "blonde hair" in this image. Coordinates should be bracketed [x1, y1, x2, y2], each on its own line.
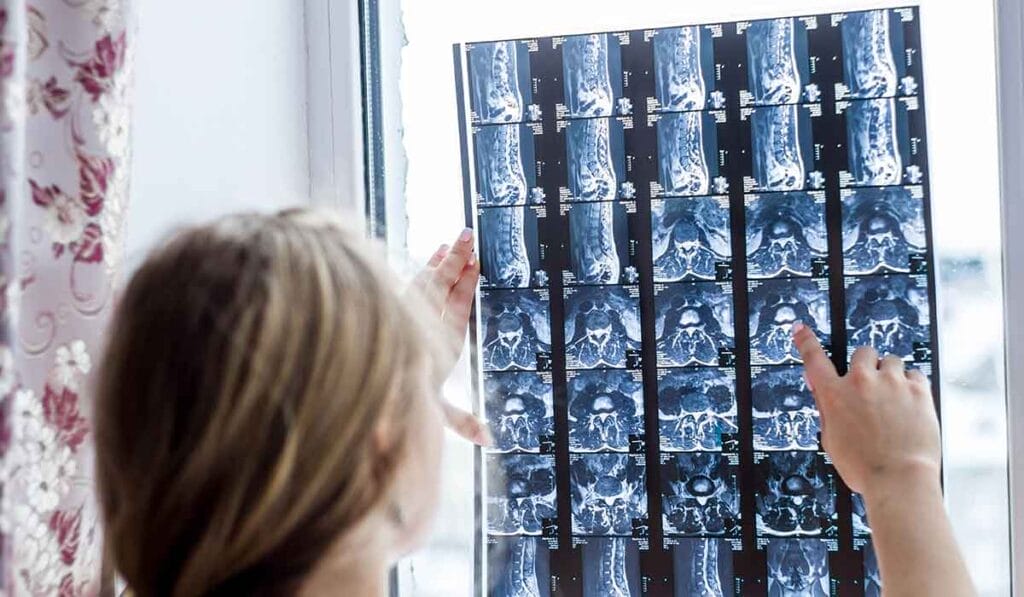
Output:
[96, 208, 436, 596]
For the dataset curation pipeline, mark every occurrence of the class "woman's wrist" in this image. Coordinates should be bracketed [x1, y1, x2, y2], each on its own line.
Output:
[861, 457, 942, 508]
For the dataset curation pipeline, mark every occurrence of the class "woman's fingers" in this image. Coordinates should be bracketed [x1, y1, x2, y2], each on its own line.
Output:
[793, 323, 838, 394]
[432, 229, 475, 296]
[443, 401, 493, 447]
[445, 261, 480, 339]
[850, 345, 880, 372]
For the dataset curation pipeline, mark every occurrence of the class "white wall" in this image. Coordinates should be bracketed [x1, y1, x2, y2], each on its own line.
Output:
[126, 0, 310, 267]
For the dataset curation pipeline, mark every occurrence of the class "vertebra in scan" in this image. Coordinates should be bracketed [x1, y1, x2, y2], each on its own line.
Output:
[568, 370, 644, 453]
[752, 366, 820, 451]
[746, 193, 827, 279]
[746, 18, 804, 106]
[845, 275, 930, 361]
[842, 10, 899, 99]
[657, 111, 716, 197]
[468, 41, 526, 124]
[480, 206, 538, 288]
[755, 452, 836, 537]
[485, 372, 554, 453]
[488, 537, 551, 597]
[564, 286, 642, 370]
[842, 187, 926, 275]
[662, 453, 741, 536]
[748, 279, 831, 365]
[751, 105, 810, 192]
[481, 289, 552, 371]
[570, 454, 648, 535]
[766, 539, 830, 597]
[846, 98, 903, 187]
[566, 117, 622, 202]
[475, 124, 535, 206]
[672, 539, 735, 597]
[655, 282, 735, 367]
[658, 368, 737, 452]
[488, 454, 558, 535]
[653, 26, 710, 112]
[864, 542, 882, 597]
[567, 200, 625, 285]
[582, 538, 641, 597]
[652, 197, 731, 282]
[563, 34, 616, 118]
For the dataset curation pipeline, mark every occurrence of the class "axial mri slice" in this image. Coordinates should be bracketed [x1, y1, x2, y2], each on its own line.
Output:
[751, 366, 820, 451]
[766, 539, 831, 597]
[745, 193, 828, 279]
[845, 275, 930, 361]
[748, 279, 830, 365]
[662, 453, 741, 536]
[481, 289, 552, 372]
[570, 454, 648, 536]
[564, 287, 643, 370]
[568, 370, 644, 453]
[488, 454, 558, 536]
[655, 283, 735, 367]
[485, 372, 554, 453]
[652, 197, 731, 282]
[842, 187, 926, 275]
[755, 452, 835, 538]
[658, 368, 738, 452]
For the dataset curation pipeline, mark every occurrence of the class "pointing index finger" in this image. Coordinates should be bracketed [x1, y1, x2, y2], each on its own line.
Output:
[793, 322, 838, 391]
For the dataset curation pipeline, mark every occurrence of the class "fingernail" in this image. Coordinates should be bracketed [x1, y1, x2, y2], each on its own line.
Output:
[459, 227, 473, 243]
[468, 252, 477, 266]
[437, 244, 450, 256]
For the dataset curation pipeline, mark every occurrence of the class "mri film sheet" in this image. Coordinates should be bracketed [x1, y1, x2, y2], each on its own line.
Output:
[561, 116, 632, 203]
[744, 104, 821, 194]
[661, 453, 741, 537]
[487, 454, 559, 536]
[655, 282, 736, 367]
[654, 111, 723, 198]
[741, 17, 815, 106]
[755, 452, 837, 539]
[839, 97, 925, 188]
[652, 196, 732, 282]
[672, 539, 736, 597]
[570, 453, 648, 536]
[485, 371, 555, 454]
[480, 288, 553, 372]
[487, 537, 552, 597]
[564, 285, 643, 370]
[651, 26, 721, 113]
[752, 366, 820, 451]
[567, 370, 645, 453]
[842, 187, 928, 275]
[748, 278, 831, 365]
[845, 274, 931, 362]
[467, 40, 538, 126]
[745, 192, 829, 279]
[562, 199, 639, 286]
[657, 368, 738, 453]
[579, 538, 643, 597]
[480, 205, 548, 289]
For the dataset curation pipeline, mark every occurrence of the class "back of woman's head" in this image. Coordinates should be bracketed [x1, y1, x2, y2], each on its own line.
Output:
[96, 208, 437, 596]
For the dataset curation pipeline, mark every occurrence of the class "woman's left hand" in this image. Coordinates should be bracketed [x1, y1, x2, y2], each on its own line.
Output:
[414, 227, 492, 447]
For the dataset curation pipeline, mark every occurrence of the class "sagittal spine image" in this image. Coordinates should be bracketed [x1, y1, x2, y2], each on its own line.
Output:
[570, 454, 648, 535]
[658, 368, 738, 452]
[652, 197, 731, 282]
[656, 283, 734, 367]
[662, 453, 741, 536]
[756, 452, 835, 537]
[658, 111, 714, 197]
[488, 537, 550, 597]
[654, 26, 708, 112]
[485, 372, 554, 453]
[569, 201, 622, 285]
[847, 98, 903, 187]
[845, 275, 930, 360]
[567, 118, 620, 202]
[746, 193, 828, 279]
[752, 105, 808, 192]
[481, 206, 534, 288]
[842, 10, 899, 99]
[842, 187, 926, 275]
[749, 279, 830, 365]
[488, 454, 558, 536]
[469, 41, 526, 124]
[563, 34, 615, 118]
[569, 370, 644, 453]
[582, 538, 641, 597]
[766, 539, 830, 597]
[673, 539, 734, 597]
[476, 124, 531, 206]
[481, 289, 552, 371]
[564, 286, 642, 369]
[852, 493, 870, 537]
[746, 18, 803, 106]
[752, 366, 820, 451]
[864, 542, 882, 597]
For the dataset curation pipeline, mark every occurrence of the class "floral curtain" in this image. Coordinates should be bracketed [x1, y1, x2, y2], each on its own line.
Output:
[0, 0, 133, 594]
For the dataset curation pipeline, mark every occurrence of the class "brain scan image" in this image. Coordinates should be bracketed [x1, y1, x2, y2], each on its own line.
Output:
[481, 289, 552, 371]
[485, 372, 554, 453]
[852, 493, 870, 537]
[487, 454, 558, 536]
[581, 538, 642, 597]
[488, 537, 551, 597]
[863, 542, 882, 597]
[749, 279, 830, 365]
[755, 452, 836, 538]
[475, 123, 538, 207]
[658, 368, 738, 452]
[568, 370, 644, 453]
[655, 283, 735, 367]
[481, 206, 542, 289]
[468, 40, 532, 125]
[842, 10, 905, 99]
[752, 367, 820, 451]
[745, 18, 810, 106]
[673, 539, 735, 597]
[751, 105, 814, 193]
[845, 98, 908, 187]
[746, 193, 828, 279]
[564, 286, 642, 369]
[652, 197, 731, 282]
[566, 200, 629, 286]
[766, 539, 830, 597]
[845, 275, 930, 361]
[842, 187, 926, 275]
[653, 26, 716, 112]
[565, 117, 627, 202]
[657, 111, 719, 197]
[662, 453, 741, 536]
[562, 33, 623, 119]
[570, 454, 648, 535]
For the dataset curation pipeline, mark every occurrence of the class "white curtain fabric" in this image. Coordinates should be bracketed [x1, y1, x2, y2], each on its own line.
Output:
[0, 0, 132, 594]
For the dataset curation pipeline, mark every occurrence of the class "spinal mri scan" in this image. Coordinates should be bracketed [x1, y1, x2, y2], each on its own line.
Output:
[485, 372, 554, 453]
[842, 10, 901, 99]
[656, 283, 734, 367]
[562, 34, 619, 118]
[752, 367, 820, 451]
[673, 539, 735, 597]
[845, 275, 930, 360]
[582, 538, 642, 597]
[468, 40, 529, 124]
[571, 454, 648, 536]
[653, 26, 712, 112]
[846, 98, 904, 187]
[662, 453, 741, 536]
[480, 206, 538, 288]
[652, 197, 731, 282]
[766, 539, 830, 597]
[842, 187, 926, 275]
[746, 18, 807, 106]
[755, 452, 835, 538]
[748, 279, 830, 365]
[746, 193, 828, 279]
[751, 105, 810, 192]
[482, 290, 552, 371]
[488, 537, 551, 597]
[658, 111, 715, 197]
[568, 200, 625, 285]
[658, 368, 738, 452]
[488, 454, 558, 536]
[564, 287, 642, 369]
[569, 370, 644, 452]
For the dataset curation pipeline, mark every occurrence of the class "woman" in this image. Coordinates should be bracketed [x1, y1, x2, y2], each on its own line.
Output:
[95, 208, 974, 596]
